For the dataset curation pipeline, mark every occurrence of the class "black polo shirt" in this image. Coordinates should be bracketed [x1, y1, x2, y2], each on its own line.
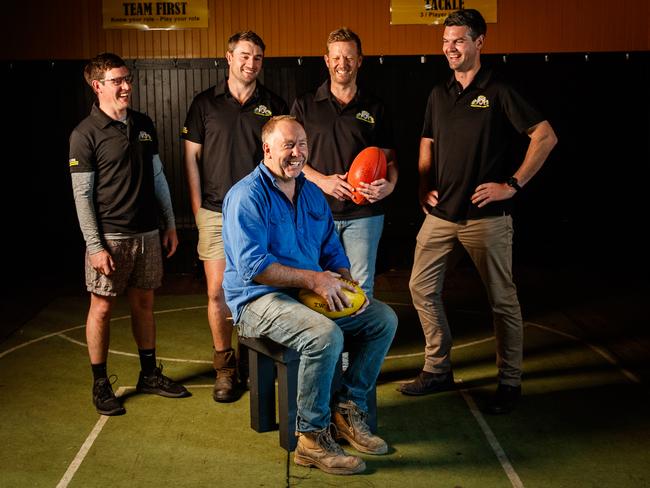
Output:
[422, 67, 544, 222]
[69, 105, 159, 234]
[291, 80, 394, 220]
[182, 80, 288, 212]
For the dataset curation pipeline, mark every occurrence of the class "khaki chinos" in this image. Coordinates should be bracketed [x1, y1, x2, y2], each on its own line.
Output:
[409, 214, 523, 386]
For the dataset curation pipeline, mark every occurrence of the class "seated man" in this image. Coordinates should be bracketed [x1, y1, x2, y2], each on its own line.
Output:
[222, 116, 397, 475]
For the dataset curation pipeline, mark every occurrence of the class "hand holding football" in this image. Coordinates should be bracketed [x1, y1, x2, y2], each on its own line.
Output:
[298, 279, 367, 319]
[347, 146, 387, 205]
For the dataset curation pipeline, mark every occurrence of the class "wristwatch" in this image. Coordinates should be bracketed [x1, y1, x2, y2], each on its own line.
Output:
[506, 176, 522, 192]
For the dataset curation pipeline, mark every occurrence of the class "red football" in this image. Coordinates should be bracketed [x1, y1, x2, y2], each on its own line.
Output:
[347, 147, 387, 205]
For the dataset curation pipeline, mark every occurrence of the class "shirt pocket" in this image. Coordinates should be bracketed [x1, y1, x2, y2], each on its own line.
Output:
[304, 208, 328, 253]
[268, 211, 296, 256]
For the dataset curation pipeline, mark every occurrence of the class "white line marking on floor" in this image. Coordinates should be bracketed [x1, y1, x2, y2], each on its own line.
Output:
[2, 306, 642, 385]
[56, 384, 213, 488]
[527, 322, 641, 384]
[0, 324, 85, 359]
[0, 312, 133, 359]
[147, 305, 209, 315]
[56, 334, 212, 364]
[385, 335, 496, 360]
[0, 308, 207, 359]
[55, 386, 127, 488]
[458, 386, 524, 488]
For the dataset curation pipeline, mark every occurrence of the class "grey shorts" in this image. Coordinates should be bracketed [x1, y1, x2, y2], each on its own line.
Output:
[86, 232, 163, 296]
[195, 207, 225, 260]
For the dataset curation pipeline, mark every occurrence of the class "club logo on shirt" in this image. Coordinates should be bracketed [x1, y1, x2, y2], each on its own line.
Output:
[355, 110, 375, 124]
[69, 158, 79, 167]
[253, 105, 273, 117]
[181, 126, 188, 135]
[470, 95, 490, 108]
[139, 131, 153, 142]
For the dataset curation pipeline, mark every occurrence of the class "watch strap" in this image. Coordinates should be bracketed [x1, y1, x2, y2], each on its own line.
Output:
[506, 176, 522, 192]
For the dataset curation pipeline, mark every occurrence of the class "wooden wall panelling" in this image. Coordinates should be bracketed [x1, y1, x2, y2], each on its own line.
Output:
[1, 0, 649, 60]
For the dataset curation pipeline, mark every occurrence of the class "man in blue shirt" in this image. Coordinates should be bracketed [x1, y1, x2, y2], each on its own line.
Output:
[222, 116, 397, 476]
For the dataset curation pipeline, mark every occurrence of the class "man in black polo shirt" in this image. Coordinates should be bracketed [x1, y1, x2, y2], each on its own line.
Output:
[69, 53, 189, 416]
[400, 9, 557, 414]
[182, 31, 288, 403]
[291, 27, 398, 300]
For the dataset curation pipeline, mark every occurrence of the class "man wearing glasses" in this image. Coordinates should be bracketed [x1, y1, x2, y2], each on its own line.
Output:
[69, 52, 189, 416]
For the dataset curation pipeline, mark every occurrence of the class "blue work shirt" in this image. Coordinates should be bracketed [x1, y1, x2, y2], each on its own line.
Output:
[222, 163, 351, 323]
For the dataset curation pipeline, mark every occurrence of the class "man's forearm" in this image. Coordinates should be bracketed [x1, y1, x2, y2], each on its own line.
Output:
[418, 137, 435, 193]
[301, 163, 325, 185]
[385, 149, 398, 185]
[153, 154, 176, 229]
[254, 262, 319, 290]
[515, 120, 558, 187]
[183, 140, 203, 213]
[71, 172, 104, 254]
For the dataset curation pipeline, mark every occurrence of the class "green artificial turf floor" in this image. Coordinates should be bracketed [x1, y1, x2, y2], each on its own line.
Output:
[1, 268, 648, 487]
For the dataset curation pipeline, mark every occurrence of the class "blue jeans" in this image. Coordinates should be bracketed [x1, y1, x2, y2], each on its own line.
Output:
[237, 292, 397, 432]
[334, 215, 384, 298]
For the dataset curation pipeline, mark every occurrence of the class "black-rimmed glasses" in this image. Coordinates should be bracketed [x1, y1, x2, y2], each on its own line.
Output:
[100, 74, 133, 86]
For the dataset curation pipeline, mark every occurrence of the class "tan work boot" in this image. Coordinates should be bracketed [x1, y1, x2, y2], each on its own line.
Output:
[294, 427, 366, 475]
[212, 348, 240, 403]
[333, 400, 388, 454]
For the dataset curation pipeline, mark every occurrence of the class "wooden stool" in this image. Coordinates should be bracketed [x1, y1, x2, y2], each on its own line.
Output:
[238, 336, 377, 451]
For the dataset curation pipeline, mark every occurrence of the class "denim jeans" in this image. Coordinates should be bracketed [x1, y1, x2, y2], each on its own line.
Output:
[237, 292, 397, 432]
[334, 214, 384, 298]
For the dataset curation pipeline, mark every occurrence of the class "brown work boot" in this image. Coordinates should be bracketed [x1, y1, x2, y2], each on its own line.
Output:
[294, 427, 366, 475]
[212, 348, 241, 403]
[333, 400, 388, 454]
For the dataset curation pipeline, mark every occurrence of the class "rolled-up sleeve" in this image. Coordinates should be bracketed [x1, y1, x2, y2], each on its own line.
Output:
[223, 184, 278, 283]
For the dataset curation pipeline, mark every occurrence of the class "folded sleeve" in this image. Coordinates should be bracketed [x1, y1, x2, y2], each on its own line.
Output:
[222, 185, 278, 283]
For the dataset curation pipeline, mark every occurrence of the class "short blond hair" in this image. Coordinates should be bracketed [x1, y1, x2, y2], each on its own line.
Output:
[261, 115, 301, 144]
[326, 27, 362, 56]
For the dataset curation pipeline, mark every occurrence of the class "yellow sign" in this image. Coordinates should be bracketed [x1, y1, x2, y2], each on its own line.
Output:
[103, 0, 208, 30]
[390, 0, 497, 25]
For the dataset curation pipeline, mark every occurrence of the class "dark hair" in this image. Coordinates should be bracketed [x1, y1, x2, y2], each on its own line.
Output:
[444, 9, 487, 40]
[83, 52, 126, 86]
[326, 27, 363, 56]
[227, 31, 266, 54]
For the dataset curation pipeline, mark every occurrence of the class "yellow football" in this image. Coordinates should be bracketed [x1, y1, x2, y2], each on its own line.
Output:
[298, 279, 367, 319]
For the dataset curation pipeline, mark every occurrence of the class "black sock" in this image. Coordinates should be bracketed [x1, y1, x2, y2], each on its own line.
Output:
[139, 348, 156, 375]
[91, 362, 108, 381]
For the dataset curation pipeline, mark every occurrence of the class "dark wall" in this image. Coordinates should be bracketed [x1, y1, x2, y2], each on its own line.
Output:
[2, 52, 648, 300]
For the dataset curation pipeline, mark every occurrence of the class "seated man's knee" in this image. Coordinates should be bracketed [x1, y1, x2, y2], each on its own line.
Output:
[301, 320, 344, 360]
[376, 301, 399, 337]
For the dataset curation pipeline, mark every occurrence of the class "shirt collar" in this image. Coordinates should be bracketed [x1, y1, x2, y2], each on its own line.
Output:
[314, 79, 361, 105]
[212, 79, 227, 97]
[215, 78, 263, 102]
[446, 66, 492, 92]
[314, 80, 331, 101]
[259, 162, 306, 194]
[91, 103, 129, 129]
